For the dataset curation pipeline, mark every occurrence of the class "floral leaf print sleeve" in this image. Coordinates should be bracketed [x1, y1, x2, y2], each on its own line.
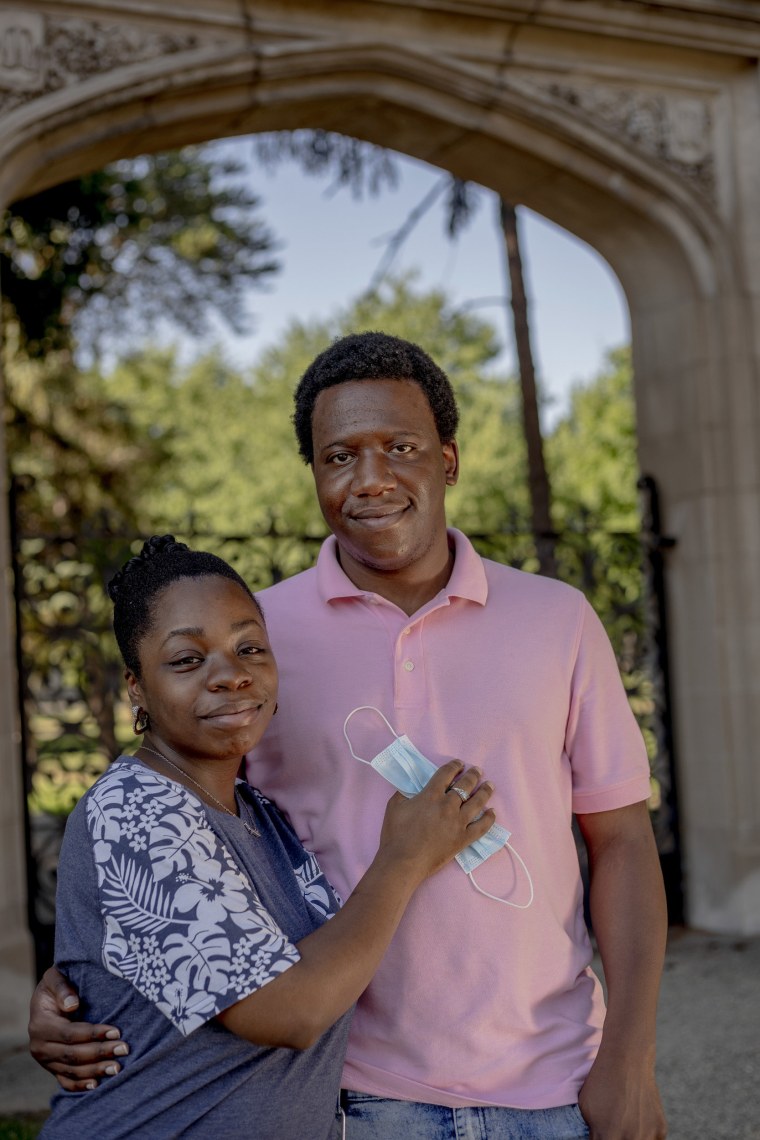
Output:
[292, 851, 339, 918]
[86, 763, 300, 1037]
[250, 788, 343, 917]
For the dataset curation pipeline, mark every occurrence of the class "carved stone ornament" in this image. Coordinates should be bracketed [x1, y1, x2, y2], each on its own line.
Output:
[0, 11, 44, 92]
[0, 11, 199, 114]
[510, 76, 715, 198]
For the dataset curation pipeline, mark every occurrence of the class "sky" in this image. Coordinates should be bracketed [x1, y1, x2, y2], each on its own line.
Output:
[204, 138, 630, 427]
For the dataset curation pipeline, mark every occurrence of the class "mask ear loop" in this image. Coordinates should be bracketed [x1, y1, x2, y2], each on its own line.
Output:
[343, 706, 399, 764]
[345, 708, 534, 909]
[467, 842, 535, 909]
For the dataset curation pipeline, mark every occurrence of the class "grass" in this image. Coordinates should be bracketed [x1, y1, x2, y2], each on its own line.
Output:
[0, 1113, 47, 1139]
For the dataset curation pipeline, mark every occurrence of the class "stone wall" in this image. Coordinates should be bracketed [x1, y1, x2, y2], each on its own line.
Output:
[1, 0, 759, 1039]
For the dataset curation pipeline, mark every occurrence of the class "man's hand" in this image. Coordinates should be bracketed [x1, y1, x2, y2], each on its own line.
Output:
[579, 1047, 667, 1139]
[29, 967, 129, 1090]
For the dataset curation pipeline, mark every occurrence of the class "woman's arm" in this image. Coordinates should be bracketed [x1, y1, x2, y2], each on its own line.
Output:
[30, 760, 494, 1070]
[218, 760, 493, 1048]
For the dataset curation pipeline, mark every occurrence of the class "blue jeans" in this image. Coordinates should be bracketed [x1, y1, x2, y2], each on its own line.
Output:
[339, 1092, 590, 1139]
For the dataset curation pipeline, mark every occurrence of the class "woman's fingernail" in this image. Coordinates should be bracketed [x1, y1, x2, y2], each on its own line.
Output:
[104, 1029, 121, 1040]
[85, 1081, 97, 1090]
[63, 997, 78, 1010]
[113, 1043, 129, 1056]
[105, 1064, 119, 1076]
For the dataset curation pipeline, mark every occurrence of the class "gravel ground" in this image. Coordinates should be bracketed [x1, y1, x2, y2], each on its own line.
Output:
[653, 928, 760, 1140]
[1, 927, 758, 1136]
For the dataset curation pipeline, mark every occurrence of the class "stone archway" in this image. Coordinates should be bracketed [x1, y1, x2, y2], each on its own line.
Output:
[2, 0, 759, 1036]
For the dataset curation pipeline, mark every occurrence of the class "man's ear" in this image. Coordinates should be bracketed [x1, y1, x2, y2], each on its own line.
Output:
[443, 440, 459, 487]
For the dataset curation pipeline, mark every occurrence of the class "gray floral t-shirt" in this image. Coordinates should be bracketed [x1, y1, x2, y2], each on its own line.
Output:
[42, 756, 351, 1139]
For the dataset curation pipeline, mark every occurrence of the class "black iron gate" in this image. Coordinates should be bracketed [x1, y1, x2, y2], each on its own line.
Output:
[637, 474, 683, 924]
[11, 477, 682, 975]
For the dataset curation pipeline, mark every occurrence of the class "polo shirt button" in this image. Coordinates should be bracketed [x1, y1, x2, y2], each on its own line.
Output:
[403, 660, 415, 672]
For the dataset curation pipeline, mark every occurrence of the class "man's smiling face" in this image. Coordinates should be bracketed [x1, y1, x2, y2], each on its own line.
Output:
[310, 378, 458, 580]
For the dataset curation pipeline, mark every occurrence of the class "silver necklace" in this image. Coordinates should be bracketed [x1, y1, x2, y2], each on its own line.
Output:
[139, 744, 260, 838]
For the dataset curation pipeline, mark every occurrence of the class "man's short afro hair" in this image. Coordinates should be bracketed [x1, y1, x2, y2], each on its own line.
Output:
[292, 330, 459, 464]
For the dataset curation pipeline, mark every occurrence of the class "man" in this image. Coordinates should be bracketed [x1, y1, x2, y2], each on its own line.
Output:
[30, 332, 668, 1138]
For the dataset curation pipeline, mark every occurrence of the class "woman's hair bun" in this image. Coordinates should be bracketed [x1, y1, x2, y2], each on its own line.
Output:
[107, 534, 190, 601]
[141, 535, 189, 561]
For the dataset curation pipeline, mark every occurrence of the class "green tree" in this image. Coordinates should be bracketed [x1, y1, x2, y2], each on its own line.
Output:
[5, 314, 161, 808]
[1, 146, 279, 357]
[254, 130, 556, 571]
[6, 144, 281, 813]
[547, 347, 656, 776]
[23, 278, 526, 817]
[104, 276, 527, 581]
[549, 346, 639, 531]
[546, 345, 641, 626]
[23, 275, 647, 820]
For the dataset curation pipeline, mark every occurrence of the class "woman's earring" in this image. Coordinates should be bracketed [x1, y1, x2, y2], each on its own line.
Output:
[132, 704, 150, 735]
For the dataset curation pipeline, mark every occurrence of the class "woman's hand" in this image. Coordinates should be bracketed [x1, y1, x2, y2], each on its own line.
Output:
[376, 760, 495, 884]
[219, 759, 496, 1050]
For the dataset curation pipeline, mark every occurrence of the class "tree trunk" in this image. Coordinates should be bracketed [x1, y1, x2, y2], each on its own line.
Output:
[498, 198, 558, 578]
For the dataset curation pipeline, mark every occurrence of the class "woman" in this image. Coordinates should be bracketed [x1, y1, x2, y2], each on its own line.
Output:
[41, 535, 494, 1139]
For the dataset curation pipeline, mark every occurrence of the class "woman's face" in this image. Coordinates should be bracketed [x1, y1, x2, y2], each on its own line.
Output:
[127, 575, 278, 763]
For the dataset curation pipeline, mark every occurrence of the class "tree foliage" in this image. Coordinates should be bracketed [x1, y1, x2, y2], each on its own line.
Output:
[103, 276, 526, 577]
[19, 277, 526, 817]
[546, 348, 657, 775]
[18, 270, 649, 821]
[6, 133, 660, 947]
[4, 314, 158, 804]
[6, 143, 282, 817]
[252, 131, 556, 569]
[1, 146, 280, 357]
[255, 130, 399, 199]
[548, 346, 639, 531]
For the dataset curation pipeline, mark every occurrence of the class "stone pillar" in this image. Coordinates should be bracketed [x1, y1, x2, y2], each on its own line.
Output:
[0, 458, 35, 1043]
[627, 59, 760, 936]
[0, 6, 757, 1012]
[632, 282, 760, 935]
[0, 8, 40, 1043]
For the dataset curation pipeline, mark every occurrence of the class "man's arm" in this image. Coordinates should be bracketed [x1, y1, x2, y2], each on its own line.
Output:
[29, 968, 129, 1090]
[576, 800, 668, 1140]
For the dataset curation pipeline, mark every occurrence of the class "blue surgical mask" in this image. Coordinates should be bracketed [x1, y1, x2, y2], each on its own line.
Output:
[343, 706, 533, 907]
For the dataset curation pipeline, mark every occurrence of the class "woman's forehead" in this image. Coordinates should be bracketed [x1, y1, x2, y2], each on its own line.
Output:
[150, 575, 261, 628]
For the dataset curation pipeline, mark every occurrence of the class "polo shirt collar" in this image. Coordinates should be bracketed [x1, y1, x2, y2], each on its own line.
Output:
[315, 529, 488, 607]
[445, 528, 488, 605]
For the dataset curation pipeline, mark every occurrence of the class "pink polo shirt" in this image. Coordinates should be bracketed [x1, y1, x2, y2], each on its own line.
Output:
[249, 530, 651, 1109]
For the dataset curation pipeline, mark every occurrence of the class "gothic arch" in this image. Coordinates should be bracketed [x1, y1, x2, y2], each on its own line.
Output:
[2, 1, 759, 1036]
